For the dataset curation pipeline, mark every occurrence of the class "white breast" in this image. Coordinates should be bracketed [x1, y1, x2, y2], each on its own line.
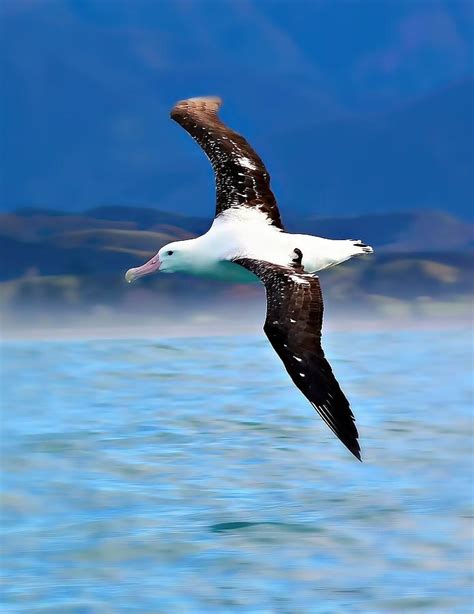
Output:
[194, 208, 357, 274]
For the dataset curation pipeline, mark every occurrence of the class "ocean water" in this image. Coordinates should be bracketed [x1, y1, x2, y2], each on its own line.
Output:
[1, 328, 472, 612]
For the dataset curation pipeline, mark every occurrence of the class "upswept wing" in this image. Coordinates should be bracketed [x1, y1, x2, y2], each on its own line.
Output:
[233, 253, 361, 460]
[170, 97, 283, 229]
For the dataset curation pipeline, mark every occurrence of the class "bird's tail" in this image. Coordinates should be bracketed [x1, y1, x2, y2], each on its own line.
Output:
[351, 240, 374, 255]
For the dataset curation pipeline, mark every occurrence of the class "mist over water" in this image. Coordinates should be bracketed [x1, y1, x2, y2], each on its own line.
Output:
[2, 295, 472, 342]
[1, 326, 472, 611]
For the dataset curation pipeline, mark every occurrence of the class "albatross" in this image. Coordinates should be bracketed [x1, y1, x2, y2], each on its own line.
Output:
[125, 97, 373, 460]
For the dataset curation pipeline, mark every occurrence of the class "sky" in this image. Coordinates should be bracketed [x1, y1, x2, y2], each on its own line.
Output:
[0, 0, 473, 218]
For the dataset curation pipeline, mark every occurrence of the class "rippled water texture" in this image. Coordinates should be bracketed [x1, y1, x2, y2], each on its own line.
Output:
[2, 329, 473, 611]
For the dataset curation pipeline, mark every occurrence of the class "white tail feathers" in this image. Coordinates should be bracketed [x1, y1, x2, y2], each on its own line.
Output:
[351, 240, 374, 255]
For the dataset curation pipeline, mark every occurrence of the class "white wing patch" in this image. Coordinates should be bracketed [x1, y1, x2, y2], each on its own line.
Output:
[289, 274, 311, 286]
[236, 156, 257, 171]
[217, 206, 279, 228]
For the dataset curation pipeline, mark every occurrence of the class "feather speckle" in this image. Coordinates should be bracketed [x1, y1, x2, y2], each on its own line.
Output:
[170, 97, 283, 228]
[233, 256, 361, 460]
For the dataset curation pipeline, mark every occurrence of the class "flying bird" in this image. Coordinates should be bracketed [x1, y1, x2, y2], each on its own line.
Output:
[125, 97, 373, 460]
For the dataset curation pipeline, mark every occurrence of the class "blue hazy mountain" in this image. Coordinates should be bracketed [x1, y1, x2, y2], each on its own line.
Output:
[1, 1, 473, 218]
[1, 208, 472, 313]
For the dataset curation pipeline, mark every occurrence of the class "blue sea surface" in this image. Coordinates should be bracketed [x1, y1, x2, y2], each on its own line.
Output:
[1, 329, 473, 612]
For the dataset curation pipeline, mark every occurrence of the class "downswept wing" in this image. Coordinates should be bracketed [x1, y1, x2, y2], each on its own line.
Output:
[233, 253, 361, 460]
[170, 97, 283, 229]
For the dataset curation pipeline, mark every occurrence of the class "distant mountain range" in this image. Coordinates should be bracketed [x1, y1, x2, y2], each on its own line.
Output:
[0, 206, 471, 313]
[1, 206, 472, 278]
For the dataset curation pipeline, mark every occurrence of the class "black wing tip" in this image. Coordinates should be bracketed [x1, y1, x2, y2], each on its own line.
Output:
[312, 397, 362, 461]
[333, 430, 362, 461]
[170, 96, 222, 119]
[341, 417, 362, 461]
[349, 442, 362, 462]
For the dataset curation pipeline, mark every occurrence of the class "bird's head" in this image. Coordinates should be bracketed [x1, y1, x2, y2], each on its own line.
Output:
[125, 240, 193, 283]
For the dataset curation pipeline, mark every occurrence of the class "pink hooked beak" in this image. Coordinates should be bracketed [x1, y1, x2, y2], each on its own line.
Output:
[125, 254, 161, 283]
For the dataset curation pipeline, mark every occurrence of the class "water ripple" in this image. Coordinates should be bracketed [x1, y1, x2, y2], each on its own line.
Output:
[1, 329, 472, 611]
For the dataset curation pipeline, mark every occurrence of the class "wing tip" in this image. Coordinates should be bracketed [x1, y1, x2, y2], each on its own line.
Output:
[344, 422, 362, 461]
[170, 96, 222, 119]
[335, 431, 361, 461]
[311, 402, 362, 461]
[341, 428, 362, 461]
[350, 443, 362, 462]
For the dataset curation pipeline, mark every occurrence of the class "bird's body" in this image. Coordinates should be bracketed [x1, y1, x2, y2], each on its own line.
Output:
[159, 207, 372, 282]
[125, 96, 374, 460]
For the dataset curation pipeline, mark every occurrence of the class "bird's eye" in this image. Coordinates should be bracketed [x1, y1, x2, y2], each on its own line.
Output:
[167, 250, 174, 256]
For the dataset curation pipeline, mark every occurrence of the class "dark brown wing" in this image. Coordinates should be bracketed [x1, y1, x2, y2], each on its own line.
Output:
[170, 97, 283, 229]
[233, 254, 361, 460]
